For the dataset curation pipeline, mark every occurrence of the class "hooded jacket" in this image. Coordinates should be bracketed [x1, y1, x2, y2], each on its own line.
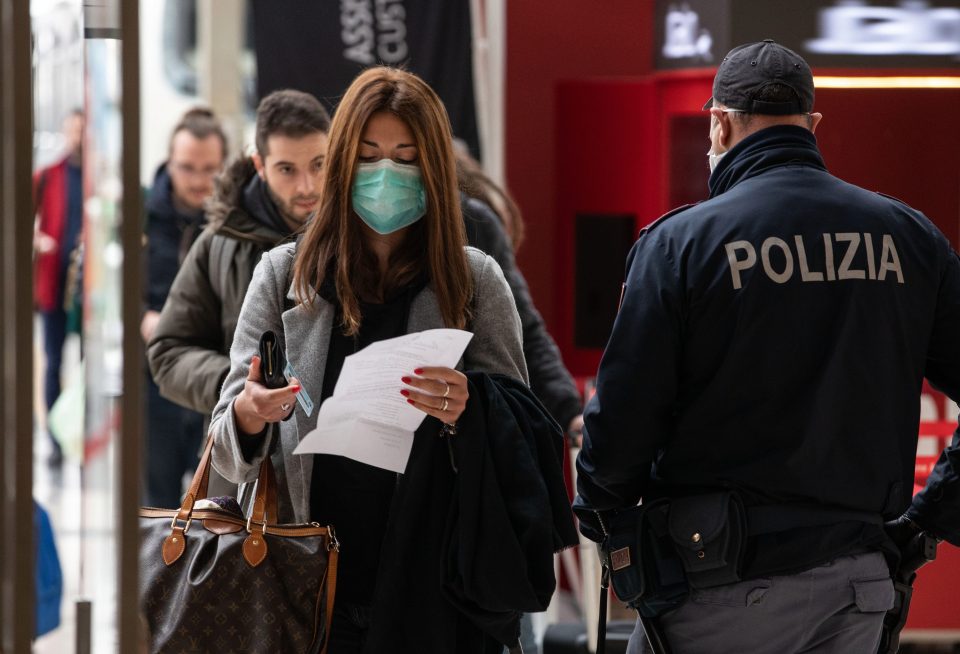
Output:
[142, 163, 205, 313]
[576, 125, 960, 578]
[148, 157, 294, 414]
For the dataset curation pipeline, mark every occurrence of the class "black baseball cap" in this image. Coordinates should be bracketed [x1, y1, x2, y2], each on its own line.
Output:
[703, 39, 814, 115]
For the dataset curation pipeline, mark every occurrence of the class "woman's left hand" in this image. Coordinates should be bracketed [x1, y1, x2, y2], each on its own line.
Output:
[401, 366, 468, 424]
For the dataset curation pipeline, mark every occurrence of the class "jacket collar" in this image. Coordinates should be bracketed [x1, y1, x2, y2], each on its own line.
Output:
[708, 125, 827, 199]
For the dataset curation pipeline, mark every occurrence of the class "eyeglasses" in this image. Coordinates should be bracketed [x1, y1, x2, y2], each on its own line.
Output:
[169, 161, 220, 179]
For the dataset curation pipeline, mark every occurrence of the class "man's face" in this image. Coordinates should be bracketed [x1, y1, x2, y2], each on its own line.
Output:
[253, 132, 328, 227]
[167, 131, 224, 211]
[63, 113, 84, 157]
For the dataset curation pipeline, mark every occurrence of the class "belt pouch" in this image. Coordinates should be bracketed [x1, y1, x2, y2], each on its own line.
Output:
[607, 499, 687, 616]
[668, 491, 746, 590]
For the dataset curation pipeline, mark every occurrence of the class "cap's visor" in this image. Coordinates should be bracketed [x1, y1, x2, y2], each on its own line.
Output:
[703, 97, 714, 110]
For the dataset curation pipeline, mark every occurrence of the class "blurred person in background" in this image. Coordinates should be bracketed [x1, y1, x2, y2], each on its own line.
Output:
[456, 148, 584, 447]
[141, 107, 227, 508]
[147, 90, 330, 496]
[32, 108, 84, 468]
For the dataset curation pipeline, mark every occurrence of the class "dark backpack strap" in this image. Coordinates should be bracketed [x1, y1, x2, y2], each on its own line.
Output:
[208, 233, 239, 302]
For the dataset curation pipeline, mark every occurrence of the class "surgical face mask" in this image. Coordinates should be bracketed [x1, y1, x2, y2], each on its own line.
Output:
[351, 159, 427, 235]
[708, 150, 727, 174]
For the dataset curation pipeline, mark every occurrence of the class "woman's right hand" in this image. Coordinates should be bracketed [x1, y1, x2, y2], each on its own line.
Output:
[233, 355, 301, 436]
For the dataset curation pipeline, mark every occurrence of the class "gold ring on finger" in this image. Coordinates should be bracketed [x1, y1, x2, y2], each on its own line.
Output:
[441, 398, 449, 412]
[442, 382, 450, 398]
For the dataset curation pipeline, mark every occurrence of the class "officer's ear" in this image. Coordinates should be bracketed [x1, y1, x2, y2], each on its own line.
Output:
[709, 107, 735, 150]
[809, 112, 823, 134]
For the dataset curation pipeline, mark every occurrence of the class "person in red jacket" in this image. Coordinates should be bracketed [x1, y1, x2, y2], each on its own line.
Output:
[33, 109, 84, 467]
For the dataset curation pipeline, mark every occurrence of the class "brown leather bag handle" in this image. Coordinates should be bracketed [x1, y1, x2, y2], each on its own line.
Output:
[163, 429, 281, 566]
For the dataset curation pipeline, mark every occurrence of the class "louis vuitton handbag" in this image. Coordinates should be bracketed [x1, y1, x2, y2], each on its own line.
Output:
[140, 435, 339, 653]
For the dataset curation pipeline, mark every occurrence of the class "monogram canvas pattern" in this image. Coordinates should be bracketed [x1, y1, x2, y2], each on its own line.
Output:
[140, 516, 331, 654]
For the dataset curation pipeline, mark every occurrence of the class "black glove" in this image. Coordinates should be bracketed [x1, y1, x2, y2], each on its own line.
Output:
[884, 515, 923, 551]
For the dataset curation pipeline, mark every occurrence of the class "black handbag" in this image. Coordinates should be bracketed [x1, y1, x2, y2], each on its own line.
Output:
[140, 436, 339, 653]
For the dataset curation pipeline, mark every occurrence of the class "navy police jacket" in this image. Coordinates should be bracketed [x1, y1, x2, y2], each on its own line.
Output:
[575, 125, 960, 578]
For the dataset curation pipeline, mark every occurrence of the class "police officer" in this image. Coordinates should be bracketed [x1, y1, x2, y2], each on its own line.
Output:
[574, 40, 960, 654]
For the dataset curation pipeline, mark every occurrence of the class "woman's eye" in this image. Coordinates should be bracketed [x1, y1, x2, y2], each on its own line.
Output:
[358, 156, 377, 163]
[395, 157, 417, 165]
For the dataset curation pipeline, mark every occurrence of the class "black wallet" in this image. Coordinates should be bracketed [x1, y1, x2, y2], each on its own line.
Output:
[258, 330, 287, 389]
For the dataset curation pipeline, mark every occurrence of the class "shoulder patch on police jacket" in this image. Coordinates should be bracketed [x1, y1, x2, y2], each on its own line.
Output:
[638, 203, 700, 238]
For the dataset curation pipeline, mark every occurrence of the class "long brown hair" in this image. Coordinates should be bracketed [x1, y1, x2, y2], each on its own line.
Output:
[292, 67, 472, 336]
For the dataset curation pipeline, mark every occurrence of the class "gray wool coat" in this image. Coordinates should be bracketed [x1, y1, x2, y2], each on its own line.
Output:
[208, 243, 528, 523]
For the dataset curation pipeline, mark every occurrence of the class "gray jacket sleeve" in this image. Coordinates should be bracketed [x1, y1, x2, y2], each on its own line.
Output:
[207, 248, 285, 484]
[147, 229, 231, 415]
[464, 247, 529, 385]
[463, 197, 582, 427]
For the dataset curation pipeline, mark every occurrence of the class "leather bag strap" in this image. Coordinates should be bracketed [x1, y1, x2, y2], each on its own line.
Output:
[320, 546, 339, 654]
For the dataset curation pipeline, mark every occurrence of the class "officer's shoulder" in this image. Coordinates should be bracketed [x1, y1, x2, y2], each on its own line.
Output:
[874, 191, 913, 209]
[638, 203, 700, 239]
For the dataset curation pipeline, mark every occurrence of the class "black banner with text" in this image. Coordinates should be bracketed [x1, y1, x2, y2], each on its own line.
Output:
[252, 0, 479, 156]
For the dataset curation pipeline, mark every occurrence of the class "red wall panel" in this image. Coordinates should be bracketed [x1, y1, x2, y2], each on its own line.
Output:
[506, 2, 654, 339]
[813, 87, 960, 249]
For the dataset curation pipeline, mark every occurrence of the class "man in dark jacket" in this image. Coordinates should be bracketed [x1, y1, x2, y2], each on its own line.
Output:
[148, 90, 331, 427]
[141, 107, 227, 507]
[574, 40, 960, 653]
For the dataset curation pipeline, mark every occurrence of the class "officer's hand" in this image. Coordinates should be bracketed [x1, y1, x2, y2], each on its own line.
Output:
[885, 515, 922, 552]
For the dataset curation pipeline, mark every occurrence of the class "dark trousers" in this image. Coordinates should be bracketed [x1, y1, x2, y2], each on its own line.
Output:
[143, 373, 205, 508]
[40, 307, 68, 414]
[629, 551, 892, 654]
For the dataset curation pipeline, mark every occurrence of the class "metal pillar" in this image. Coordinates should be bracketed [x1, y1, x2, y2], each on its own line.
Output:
[0, 0, 35, 651]
[118, 0, 142, 651]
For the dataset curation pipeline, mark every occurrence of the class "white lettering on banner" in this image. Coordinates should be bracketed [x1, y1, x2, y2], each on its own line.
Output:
[376, 0, 408, 63]
[341, 0, 409, 65]
[724, 233, 905, 289]
[341, 0, 376, 65]
[806, 1, 960, 56]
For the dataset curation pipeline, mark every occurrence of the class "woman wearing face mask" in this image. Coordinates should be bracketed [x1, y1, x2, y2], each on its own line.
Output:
[208, 68, 573, 653]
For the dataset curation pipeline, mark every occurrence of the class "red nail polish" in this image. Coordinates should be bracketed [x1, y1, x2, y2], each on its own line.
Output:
[406, 399, 415, 405]
[401, 377, 411, 383]
[414, 368, 423, 374]
[290, 386, 301, 393]
[400, 389, 409, 397]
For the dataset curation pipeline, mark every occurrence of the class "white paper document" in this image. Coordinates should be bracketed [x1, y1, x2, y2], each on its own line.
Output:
[293, 328, 473, 473]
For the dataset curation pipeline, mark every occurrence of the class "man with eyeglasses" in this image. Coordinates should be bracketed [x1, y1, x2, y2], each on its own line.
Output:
[574, 40, 960, 653]
[141, 107, 227, 507]
[147, 90, 331, 501]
